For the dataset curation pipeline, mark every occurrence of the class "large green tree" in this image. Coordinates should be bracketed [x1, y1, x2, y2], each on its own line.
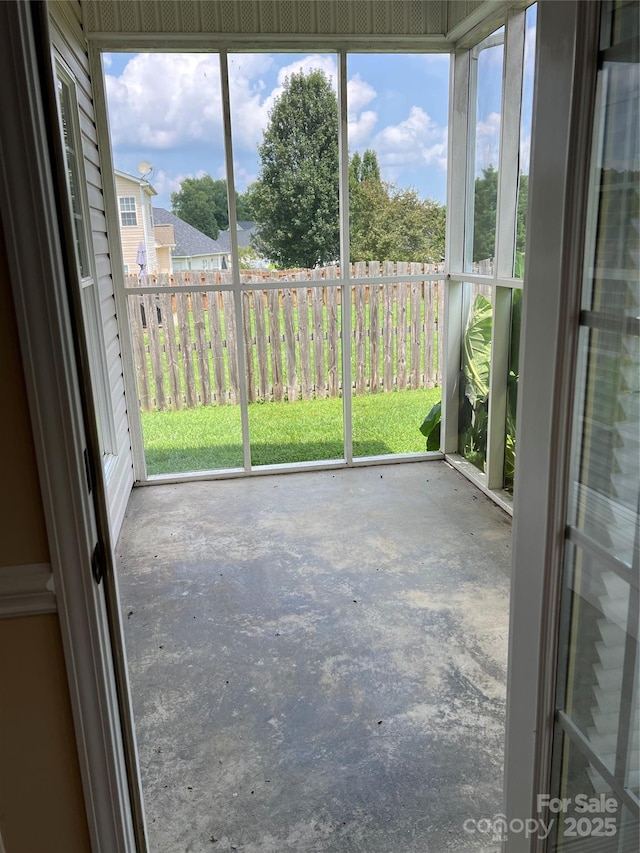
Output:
[350, 148, 445, 263]
[171, 174, 253, 239]
[250, 70, 340, 269]
[472, 165, 529, 263]
[472, 164, 498, 262]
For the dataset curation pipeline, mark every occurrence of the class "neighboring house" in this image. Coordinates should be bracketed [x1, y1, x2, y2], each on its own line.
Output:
[152, 207, 224, 271]
[114, 169, 159, 274]
[152, 209, 265, 271]
[153, 221, 176, 274]
[216, 221, 267, 269]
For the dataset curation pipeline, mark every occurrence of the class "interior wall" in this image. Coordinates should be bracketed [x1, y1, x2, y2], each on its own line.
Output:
[0, 226, 91, 852]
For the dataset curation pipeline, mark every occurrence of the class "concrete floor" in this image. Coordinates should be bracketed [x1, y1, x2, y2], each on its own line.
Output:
[116, 461, 512, 853]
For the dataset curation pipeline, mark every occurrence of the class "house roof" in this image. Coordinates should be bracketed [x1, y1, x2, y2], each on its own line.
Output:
[216, 222, 257, 254]
[153, 208, 257, 258]
[152, 207, 222, 258]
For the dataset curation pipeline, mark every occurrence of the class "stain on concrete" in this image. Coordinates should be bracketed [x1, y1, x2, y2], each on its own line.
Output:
[117, 462, 510, 852]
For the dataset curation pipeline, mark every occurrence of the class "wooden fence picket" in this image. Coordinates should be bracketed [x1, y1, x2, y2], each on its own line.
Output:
[192, 289, 211, 406]
[354, 262, 367, 395]
[368, 261, 380, 393]
[409, 265, 420, 390]
[268, 282, 284, 403]
[253, 288, 269, 400]
[176, 291, 197, 407]
[296, 275, 313, 401]
[396, 262, 408, 392]
[383, 261, 394, 392]
[282, 287, 297, 401]
[125, 262, 446, 411]
[325, 266, 339, 397]
[127, 290, 151, 411]
[158, 275, 181, 408]
[207, 288, 226, 404]
[312, 285, 325, 397]
[221, 287, 239, 406]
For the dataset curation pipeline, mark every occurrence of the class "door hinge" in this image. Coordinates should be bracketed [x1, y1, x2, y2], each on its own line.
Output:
[83, 447, 93, 494]
[91, 540, 104, 585]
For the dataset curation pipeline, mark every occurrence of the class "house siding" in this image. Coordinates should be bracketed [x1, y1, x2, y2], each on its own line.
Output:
[115, 172, 158, 274]
[49, 0, 133, 541]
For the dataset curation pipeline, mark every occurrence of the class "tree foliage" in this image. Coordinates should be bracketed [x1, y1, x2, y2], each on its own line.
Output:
[250, 70, 340, 269]
[171, 174, 253, 239]
[472, 165, 498, 262]
[350, 148, 445, 263]
[472, 165, 529, 263]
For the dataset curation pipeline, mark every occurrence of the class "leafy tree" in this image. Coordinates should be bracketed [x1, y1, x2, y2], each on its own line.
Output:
[171, 174, 223, 239]
[515, 173, 528, 256]
[472, 165, 529, 263]
[472, 165, 498, 262]
[235, 189, 254, 223]
[250, 70, 340, 268]
[171, 174, 254, 239]
[349, 148, 445, 263]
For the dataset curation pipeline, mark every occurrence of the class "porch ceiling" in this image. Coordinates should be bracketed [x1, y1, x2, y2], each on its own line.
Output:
[80, 0, 518, 49]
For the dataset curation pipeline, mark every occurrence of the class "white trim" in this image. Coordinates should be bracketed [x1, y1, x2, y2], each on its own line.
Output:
[137, 453, 445, 487]
[443, 49, 469, 455]
[0, 3, 135, 850]
[502, 3, 600, 849]
[338, 49, 353, 465]
[0, 564, 56, 618]
[444, 454, 513, 515]
[86, 33, 451, 52]
[219, 50, 252, 472]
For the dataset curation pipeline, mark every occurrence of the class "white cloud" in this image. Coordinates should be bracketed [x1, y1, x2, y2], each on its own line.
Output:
[373, 106, 448, 182]
[475, 111, 501, 173]
[152, 169, 207, 203]
[349, 110, 378, 147]
[347, 73, 376, 113]
[105, 54, 223, 149]
[277, 55, 337, 88]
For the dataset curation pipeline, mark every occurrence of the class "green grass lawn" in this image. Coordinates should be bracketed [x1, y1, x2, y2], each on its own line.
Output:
[141, 386, 441, 474]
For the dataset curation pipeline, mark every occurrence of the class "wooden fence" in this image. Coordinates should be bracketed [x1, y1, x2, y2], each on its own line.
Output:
[125, 261, 445, 411]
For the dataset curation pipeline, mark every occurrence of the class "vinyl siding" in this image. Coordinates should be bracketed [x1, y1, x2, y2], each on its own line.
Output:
[49, 0, 133, 541]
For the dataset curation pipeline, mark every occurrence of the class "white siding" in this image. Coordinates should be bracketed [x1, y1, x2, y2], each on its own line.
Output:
[49, 0, 133, 541]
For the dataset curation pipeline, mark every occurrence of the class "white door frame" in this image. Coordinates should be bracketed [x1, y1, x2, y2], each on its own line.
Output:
[0, 2, 604, 851]
[503, 3, 600, 850]
[0, 3, 138, 850]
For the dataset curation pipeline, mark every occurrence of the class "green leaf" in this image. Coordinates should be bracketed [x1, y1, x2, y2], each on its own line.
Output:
[419, 401, 441, 450]
[462, 294, 492, 405]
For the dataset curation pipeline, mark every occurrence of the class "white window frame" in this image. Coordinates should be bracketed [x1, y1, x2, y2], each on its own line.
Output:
[444, 8, 530, 515]
[119, 195, 137, 227]
[93, 45, 448, 485]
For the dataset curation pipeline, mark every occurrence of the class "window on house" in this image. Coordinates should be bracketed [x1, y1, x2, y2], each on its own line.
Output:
[119, 196, 137, 226]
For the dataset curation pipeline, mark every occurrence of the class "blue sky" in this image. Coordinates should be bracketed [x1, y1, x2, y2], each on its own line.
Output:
[105, 50, 451, 209]
[104, 13, 535, 213]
